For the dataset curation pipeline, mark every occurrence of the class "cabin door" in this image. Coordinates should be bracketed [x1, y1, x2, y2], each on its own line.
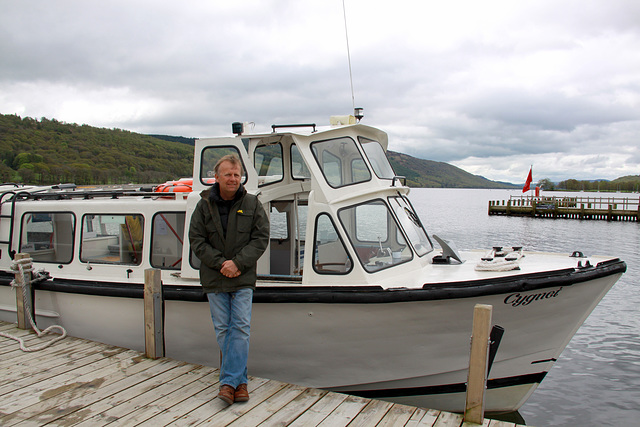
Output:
[268, 198, 306, 276]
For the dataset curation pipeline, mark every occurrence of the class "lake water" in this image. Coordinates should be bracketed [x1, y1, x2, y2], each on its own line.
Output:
[408, 188, 640, 426]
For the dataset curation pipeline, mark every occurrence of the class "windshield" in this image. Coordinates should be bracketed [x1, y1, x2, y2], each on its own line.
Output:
[360, 137, 395, 179]
[338, 199, 412, 272]
[389, 196, 432, 256]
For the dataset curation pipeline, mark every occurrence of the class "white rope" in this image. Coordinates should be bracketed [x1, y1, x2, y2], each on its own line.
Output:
[0, 257, 67, 351]
[475, 248, 524, 271]
[475, 258, 521, 271]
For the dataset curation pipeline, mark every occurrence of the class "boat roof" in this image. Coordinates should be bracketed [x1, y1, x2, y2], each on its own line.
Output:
[204, 122, 389, 149]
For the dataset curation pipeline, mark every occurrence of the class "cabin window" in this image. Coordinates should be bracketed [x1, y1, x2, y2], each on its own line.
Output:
[200, 146, 247, 186]
[80, 214, 144, 265]
[151, 212, 185, 269]
[311, 137, 371, 188]
[338, 199, 412, 272]
[321, 150, 342, 187]
[360, 137, 396, 179]
[19, 212, 75, 264]
[255, 143, 283, 186]
[389, 196, 433, 256]
[312, 213, 352, 274]
[291, 144, 311, 180]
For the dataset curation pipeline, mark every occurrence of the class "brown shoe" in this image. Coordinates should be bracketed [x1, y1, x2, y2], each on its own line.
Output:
[218, 384, 235, 405]
[234, 383, 249, 402]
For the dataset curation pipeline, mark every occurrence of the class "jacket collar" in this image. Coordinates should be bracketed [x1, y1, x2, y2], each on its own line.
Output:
[201, 183, 246, 204]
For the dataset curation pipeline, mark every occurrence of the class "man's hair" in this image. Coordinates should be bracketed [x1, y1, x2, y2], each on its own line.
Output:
[214, 154, 244, 175]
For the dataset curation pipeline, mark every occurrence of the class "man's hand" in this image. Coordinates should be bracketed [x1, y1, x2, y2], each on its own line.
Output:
[220, 260, 241, 278]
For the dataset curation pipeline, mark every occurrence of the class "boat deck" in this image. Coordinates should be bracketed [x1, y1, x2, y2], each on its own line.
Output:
[0, 321, 527, 427]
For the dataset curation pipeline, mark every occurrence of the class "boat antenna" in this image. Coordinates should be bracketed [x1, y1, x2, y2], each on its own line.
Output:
[342, 0, 363, 122]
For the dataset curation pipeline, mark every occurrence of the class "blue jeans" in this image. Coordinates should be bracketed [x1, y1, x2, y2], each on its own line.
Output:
[207, 288, 253, 388]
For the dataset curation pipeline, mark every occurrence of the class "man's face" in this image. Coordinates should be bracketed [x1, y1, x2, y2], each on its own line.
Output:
[215, 160, 242, 200]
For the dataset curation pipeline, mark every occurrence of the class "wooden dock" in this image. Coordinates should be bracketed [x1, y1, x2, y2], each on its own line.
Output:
[0, 321, 527, 427]
[488, 195, 640, 221]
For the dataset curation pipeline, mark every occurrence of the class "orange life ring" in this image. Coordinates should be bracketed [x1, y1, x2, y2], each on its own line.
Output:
[154, 178, 193, 193]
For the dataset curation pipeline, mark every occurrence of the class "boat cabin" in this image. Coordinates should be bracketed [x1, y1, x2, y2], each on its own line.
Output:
[185, 118, 434, 287]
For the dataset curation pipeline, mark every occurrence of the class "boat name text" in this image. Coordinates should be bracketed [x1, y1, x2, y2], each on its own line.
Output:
[504, 287, 563, 307]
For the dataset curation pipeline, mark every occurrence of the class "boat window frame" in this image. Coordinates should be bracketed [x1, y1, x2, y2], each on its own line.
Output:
[255, 141, 285, 187]
[291, 143, 311, 181]
[150, 211, 186, 270]
[199, 145, 247, 187]
[337, 198, 414, 273]
[312, 212, 353, 275]
[79, 213, 145, 266]
[18, 211, 76, 265]
[310, 136, 372, 189]
[388, 194, 433, 257]
[359, 136, 396, 180]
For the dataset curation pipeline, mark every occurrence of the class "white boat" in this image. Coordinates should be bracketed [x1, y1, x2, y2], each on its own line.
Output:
[0, 116, 626, 414]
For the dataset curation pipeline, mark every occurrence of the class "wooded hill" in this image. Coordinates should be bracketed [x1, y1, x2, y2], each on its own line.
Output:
[0, 114, 193, 185]
[0, 113, 514, 188]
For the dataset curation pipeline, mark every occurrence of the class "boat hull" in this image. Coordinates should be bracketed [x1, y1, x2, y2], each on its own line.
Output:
[0, 260, 624, 413]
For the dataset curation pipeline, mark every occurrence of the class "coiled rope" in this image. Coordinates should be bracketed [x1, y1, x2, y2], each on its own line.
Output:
[0, 257, 67, 351]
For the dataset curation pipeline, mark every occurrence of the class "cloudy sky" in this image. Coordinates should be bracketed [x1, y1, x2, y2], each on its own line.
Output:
[1, 0, 639, 184]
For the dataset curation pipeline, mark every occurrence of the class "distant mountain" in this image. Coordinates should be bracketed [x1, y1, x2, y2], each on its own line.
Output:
[387, 151, 518, 189]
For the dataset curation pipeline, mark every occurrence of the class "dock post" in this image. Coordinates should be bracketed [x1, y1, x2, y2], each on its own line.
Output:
[464, 304, 493, 425]
[144, 268, 165, 359]
[14, 253, 35, 330]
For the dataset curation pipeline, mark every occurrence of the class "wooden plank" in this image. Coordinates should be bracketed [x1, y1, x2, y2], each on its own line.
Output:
[464, 304, 492, 424]
[0, 333, 89, 361]
[0, 350, 169, 425]
[66, 363, 201, 426]
[434, 410, 465, 426]
[315, 394, 370, 427]
[0, 342, 124, 393]
[347, 398, 395, 427]
[405, 407, 430, 427]
[462, 418, 491, 427]
[254, 387, 327, 426]
[376, 403, 420, 427]
[197, 379, 290, 426]
[409, 408, 441, 426]
[162, 376, 276, 426]
[0, 348, 143, 413]
[134, 374, 222, 426]
[226, 383, 307, 426]
[7, 358, 184, 426]
[102, 368, 219, 426]
[286, 390, 350, 426]
[487, 421, 516, 427]
[0, 334, 104, 364]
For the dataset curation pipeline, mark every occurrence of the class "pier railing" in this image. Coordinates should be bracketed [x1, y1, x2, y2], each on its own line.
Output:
[488, 195, 640, 221]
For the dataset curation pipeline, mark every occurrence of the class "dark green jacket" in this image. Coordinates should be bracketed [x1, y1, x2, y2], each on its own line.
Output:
[189, 185, 269, 293]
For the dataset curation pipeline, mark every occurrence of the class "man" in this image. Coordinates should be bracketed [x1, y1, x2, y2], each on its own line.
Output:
[189, 154, 269, 405]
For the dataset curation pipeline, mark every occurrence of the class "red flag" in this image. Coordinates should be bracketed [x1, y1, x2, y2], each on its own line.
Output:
[522, 167, 532, 193]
